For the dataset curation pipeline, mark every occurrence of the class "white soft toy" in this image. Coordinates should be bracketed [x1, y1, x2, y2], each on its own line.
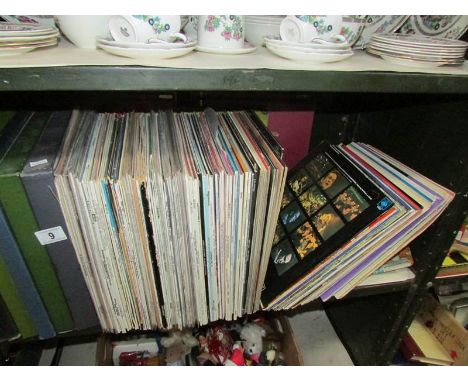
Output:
[239, 323, 266, 363]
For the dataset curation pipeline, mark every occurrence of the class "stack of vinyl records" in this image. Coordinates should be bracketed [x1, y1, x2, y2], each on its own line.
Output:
[262, 142, 454, 310]
[54, 109, 287, 332]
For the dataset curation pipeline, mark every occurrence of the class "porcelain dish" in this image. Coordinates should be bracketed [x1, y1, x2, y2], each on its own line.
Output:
[266, 43, 353, 63]
[0, 22, 59, 56]
[399, 16, 468, 40]
[354, 16, 410, 49]
[196, 43, 256, 54]
[97, 37, 197, 50]
[97, 42, 196, 59]
[366, 33, 467, 68]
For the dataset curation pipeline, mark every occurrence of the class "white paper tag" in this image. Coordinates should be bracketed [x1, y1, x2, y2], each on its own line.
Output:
[30, 159, 48, 167]
[34, 226, 67, 245]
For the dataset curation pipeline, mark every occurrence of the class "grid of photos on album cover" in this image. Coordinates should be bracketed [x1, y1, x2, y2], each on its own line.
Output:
[271, 152, 370, 276]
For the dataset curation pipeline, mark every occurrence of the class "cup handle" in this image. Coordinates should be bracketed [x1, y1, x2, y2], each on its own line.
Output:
[148, 32, 188, 44]
[170, 32, 188, 43]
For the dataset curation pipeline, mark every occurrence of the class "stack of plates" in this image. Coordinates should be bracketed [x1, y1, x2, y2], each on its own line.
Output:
[353, 16, 409, 49]
[97, 37, 197, 59]
[265, 35, 353, 63]
[245, 16, 283, 46]
[0, 22, 59, 57]
[367, 33, 468, 68]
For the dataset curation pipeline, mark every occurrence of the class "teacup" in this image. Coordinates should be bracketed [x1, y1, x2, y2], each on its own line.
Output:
[183, 15, 199, 41]
[56, 15, 111, 49]
[340, 16, 366, 46]
[108, 15, 185, 43]
[280, 15, 343, 43]
[198, 15, 245, 49]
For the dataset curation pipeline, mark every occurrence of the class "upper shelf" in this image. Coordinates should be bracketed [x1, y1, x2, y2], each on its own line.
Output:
[0, 41, 467, 93]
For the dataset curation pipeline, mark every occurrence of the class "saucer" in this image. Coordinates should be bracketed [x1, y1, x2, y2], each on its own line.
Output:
[266, 44, 353, 63]
[264, 36, 350, 50]
[97, 38, 198, 50]
[97, 43, 196, 59]
[196, 43, 257, 55]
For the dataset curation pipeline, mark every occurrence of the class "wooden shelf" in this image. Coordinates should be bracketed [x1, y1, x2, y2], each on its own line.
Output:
[1, 65, 468, 93]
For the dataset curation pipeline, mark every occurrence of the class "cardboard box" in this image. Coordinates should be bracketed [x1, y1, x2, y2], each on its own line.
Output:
[419, 295, 468, 366]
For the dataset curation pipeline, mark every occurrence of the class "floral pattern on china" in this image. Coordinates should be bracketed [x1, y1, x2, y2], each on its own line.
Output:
[132, 15, 172, 34]
[297, 16, 336, 34]
[204, 15, 243, 41]
[399, 16, 468, 40]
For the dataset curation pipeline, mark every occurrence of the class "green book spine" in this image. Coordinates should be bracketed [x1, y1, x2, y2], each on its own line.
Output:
[0, 112, 73, 333]
[0, 256, 37, 338]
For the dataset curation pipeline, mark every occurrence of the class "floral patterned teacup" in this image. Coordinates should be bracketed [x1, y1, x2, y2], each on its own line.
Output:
[340, 16, 366, 46]
[108, 15, 185, 43]
[198, 15, 245, 49]
[183, 15, 199, 41]
[280, 15, 343, 43]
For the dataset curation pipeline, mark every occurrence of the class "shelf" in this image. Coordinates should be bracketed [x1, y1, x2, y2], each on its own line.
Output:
[434, 273, 468, 286]
[2, 66, 468, 94]
[0, 41, 467, 93]
[346, 279, 414, 299]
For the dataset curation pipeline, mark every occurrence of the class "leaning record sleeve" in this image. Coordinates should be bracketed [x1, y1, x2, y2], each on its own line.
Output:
[261, 142, 393, 307]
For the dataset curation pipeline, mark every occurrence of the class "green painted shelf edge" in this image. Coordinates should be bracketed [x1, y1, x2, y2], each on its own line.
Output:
[0, 67, 468, 93]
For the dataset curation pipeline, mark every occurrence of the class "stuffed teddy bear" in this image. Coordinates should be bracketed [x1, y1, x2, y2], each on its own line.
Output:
[161, 329, 198, 365]
[240, 322, 266, 364]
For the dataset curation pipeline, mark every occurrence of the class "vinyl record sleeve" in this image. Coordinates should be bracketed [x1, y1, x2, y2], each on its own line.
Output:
[261, 141, 393, 306]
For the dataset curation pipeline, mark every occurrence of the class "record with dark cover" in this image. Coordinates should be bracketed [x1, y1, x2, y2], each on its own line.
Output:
[261, 141, 393, 307]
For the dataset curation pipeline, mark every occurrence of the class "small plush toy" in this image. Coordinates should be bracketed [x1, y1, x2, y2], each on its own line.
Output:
[240, 322, 266, 364]
[224, 342, 245, 366]
[161, 329, 198, 365]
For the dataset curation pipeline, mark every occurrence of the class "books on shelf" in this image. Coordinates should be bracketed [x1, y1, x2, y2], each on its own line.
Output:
[436, 216, 468, 279]
[400, 294, 468, 366]
[0, 111, 74, 335]
[372, 246, 413, 275]
[20, 111, 100, 331]
[401, 316, 453, 366]
[0, 206, 55, 339]
[357, 247, 415, 287]
[261, 142, 454, 310]
[0, 293, 20, 343]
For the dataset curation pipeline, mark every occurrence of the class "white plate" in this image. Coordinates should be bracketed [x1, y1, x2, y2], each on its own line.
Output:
[266, 42, 352, 55]
[354, 15, 409, 49]
[266, 44, 353, 63]
[368, 39, 467, 54]
[196, 43, 256, 54]
[379, 55, 449, 68]
[0, 37, 58, 48]
[0, 23, 58, 36]
[97, 43, 196, 59]
[0, 46, 36, 57]
[368, 42, 466, 59]
[368, 47, 464, 63]
[367, 48, 464, 66]
[0, 31, 60, 42]
[399, 16, 468, 40]
[97, 38, 197, 50]
[264, 36, 350, 50]
[245, 20, 282, 26]
[372, 33, 468, 49]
